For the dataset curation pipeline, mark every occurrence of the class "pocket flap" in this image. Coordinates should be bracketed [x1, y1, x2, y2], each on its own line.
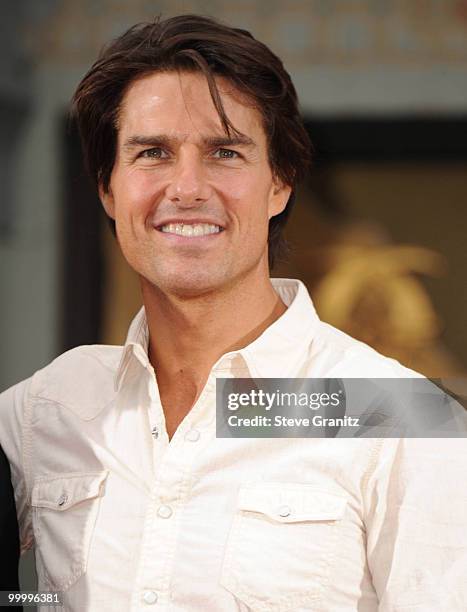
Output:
[31, 471, 109, 511]
[237, 483, 347, 523]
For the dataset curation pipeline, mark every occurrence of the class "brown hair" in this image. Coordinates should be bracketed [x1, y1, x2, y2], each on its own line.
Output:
[71, 14, 312, 268]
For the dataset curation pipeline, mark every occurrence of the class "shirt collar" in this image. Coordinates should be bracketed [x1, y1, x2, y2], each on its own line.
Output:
[115, 278, 319, 391]
[114, 307, 150, 392]
[237, 278, 319, 378]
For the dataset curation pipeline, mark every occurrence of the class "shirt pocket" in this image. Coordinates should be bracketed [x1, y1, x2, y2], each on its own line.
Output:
[31, 471, 108, 591]
[220, 483, 347, 612]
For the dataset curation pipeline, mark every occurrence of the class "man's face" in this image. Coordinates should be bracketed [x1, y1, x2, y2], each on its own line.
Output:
[101, 71, 291, 297]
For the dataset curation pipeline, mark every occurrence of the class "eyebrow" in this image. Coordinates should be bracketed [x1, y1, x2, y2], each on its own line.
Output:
[122, 134, 256, 150]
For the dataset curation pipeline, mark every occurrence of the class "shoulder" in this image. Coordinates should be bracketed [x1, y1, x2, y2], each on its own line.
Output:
[30, 344, 122, 393]
[1, 344, 123, 423]
[309, 320, 423, 378]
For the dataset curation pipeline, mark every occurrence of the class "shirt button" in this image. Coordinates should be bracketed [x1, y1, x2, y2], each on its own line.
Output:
[278, 504, 292, 518]
[142, 590, 158, 605]
[157, 504, 173, 519]
[185, 428, 200, 442]
[58, 493, 68, 507]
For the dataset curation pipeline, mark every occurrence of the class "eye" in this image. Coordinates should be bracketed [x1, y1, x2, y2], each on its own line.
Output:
[213, 148, 240, 159]
[139, 147, 168, 159]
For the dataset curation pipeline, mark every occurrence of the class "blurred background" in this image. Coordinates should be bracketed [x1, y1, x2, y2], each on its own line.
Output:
[1, 0, 466, 594]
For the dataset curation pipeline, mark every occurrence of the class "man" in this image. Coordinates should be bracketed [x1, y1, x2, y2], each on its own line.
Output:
[0, 14, 466, 612]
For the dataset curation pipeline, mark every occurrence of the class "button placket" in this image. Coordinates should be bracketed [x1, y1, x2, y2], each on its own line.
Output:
[133, 372, 216, 607]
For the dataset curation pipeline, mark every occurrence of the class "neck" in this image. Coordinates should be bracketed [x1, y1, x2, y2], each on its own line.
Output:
[141, 269, 287, 439]
[143, 273, 286, 382]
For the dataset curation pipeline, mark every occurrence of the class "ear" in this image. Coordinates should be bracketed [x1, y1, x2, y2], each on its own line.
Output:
[98, 182, 116, 220]
[268, 176, 292, 219]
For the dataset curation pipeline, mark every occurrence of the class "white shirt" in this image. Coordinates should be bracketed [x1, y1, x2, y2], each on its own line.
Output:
[1, 278, 466, 612]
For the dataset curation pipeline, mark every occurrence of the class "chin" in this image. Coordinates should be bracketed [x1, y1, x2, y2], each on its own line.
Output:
[152, 269, 228, 299]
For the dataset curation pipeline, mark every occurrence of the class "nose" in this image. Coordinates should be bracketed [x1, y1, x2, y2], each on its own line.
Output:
[164, 147, 212, 206]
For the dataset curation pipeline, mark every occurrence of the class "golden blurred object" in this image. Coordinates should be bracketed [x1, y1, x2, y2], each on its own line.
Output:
[307, 224, 463, 377]
[314, 244, 445, 347]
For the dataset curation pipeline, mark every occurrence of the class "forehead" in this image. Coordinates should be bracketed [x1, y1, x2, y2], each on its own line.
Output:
[117, 70, 265, 142]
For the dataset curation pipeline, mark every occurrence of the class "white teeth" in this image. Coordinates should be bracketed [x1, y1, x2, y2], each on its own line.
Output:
[160, 223, 221, 237]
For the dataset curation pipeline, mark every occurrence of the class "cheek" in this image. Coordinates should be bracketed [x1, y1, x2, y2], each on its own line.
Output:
[112, 169, 161, 219]
[217, 171, 272, 220]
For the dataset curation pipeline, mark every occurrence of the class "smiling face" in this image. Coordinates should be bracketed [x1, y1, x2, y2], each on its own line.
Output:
[100, 70, 291, 298]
